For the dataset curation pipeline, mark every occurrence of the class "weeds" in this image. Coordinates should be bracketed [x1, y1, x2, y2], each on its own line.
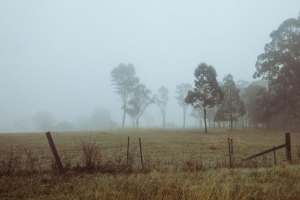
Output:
[78, 136, 100, 169]
[0, 129, 300, 199]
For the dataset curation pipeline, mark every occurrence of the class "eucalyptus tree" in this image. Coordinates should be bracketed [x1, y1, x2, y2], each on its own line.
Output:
[185, 63, 223, 133]
[126, 83, 154, 128]
[243, 81, 266, 129]
[154, 86, 169, 128]
[215, 74, 245, 131]
[253, 13, 300, 120]
[111, 63, 139, 128]
[175, 83, 192, 128]
[190, 107, 202, 128]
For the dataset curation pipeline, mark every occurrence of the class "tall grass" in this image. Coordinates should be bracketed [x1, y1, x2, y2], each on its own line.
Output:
[0, 129, 300, 199]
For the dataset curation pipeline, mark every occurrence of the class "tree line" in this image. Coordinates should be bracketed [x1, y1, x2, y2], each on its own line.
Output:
[111, 13, 300, 132]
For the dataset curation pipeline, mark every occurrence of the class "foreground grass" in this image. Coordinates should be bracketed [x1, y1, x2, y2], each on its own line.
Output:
[1, 129, 300, 199]
[1, 164, 300, 200]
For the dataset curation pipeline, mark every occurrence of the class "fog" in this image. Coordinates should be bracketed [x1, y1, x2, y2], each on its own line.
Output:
[0, 1, 299, 132]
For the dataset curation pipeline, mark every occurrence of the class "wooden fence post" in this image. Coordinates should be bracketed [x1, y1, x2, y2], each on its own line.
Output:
[273, 146, 276, 164]
[127, 137, 130, 166]
[230, 139, 233, 154]
[231, 139, 234, 163]
[228, 138, 232, 168]
[45, 132, 65, 174]
[139, 138, 144, 170]
[285, 133, 291, 163]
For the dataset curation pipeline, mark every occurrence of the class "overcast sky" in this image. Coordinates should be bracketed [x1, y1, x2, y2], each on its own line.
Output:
[1, 1, 299, 132]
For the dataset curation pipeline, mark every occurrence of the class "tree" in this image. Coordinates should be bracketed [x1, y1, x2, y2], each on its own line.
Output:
[111, 63, 139, 128]
[154, 86, 169, 128]
[54, 121, 75, 132]
[32, 111, 55, 131]
[215, 74, 246, 131]
[126, 83, 154, 127]
[185, 63, 223, 133]
[91, 107, 116, 129]
[175, 83, 192, 128]
[190, 107, 202, 128]
[243, 81, 266, 129]
[253, 13, 300, 119]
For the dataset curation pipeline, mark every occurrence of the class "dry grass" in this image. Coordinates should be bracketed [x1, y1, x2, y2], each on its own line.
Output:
[1, 128, 300, 199]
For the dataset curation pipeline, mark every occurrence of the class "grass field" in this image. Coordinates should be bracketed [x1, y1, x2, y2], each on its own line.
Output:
[1, 129, 300, 199]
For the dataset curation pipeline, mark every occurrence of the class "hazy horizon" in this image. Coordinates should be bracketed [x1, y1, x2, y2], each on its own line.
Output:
[1, 1, 299, 132]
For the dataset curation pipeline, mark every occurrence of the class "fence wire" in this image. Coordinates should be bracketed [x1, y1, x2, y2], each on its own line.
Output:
[1, 133, 299, 175]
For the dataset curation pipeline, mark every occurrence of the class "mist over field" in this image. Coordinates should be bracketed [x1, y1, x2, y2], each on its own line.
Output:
[0, 1, 299, 132]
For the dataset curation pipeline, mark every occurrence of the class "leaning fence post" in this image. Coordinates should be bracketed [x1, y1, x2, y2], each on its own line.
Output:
[285, 133, 291, 163]
[139, 138, 144, 170]
[228, 138, 232, 168]
[45, 132, 65, 174]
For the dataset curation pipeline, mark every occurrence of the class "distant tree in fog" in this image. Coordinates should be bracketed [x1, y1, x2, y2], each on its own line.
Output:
[126, 83, 154, 127]
[243, 81, 266, 129]
[175, 83, 192, 128]
[236, 80, 250, 95]
[54, 121, 75, 132]
[154, 86, 169, 128]
[214, 74, 245, 131]
[185, 63, 223, 133]
[32, 111, 55, 131]
[14, 119, 31, 132]
[190, 107, 202, 128]
[91, 107, 116, 129]
[111, 63, 139, 128]
[75, 107, 117, 131]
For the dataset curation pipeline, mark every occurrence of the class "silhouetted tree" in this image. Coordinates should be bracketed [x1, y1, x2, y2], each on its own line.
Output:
[175, 83, 192, 128]
[254, 13, 300, 120]
[111, 63, 139, 128]
[185, 63, 223, 133]
[126, 83, 154, 127]
[154, 86, 169, 128]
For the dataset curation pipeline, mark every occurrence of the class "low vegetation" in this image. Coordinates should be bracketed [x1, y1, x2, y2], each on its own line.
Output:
[1, 129, 300, 199]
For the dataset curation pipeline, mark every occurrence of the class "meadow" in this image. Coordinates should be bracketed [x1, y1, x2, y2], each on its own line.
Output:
[1, 129, 300, 199]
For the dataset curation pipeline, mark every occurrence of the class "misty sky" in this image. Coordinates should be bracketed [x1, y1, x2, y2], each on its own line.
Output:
[1, 1, 299, 132]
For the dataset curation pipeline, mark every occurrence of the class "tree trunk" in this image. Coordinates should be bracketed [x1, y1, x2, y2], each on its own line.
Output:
[122, 106, 126, 128]
[183, 111, 186, 129]
[204, 106, 207, 133]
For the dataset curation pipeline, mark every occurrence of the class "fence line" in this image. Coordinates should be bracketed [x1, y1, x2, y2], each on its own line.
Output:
[1, 132, 299, 175]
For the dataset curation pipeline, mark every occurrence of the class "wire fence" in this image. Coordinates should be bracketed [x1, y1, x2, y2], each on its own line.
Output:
[1, 132, 300, 175]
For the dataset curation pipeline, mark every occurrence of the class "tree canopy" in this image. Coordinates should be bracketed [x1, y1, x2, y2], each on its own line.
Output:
[111, 63, 139, 128]
[214, 74, 245, 131]
[175, 83, 192, 128]
[253, 13, 300, 119]
[155, 86, 169, 128]
[185, 63, 223, 133]
[126, 83, 154, 127]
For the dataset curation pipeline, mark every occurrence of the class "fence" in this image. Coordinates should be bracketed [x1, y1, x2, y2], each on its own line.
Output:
[0, 131, 299, 175]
